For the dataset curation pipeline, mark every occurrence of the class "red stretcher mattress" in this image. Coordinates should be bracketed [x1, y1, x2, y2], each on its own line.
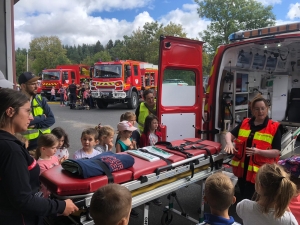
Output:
[40, 139, 221, 196]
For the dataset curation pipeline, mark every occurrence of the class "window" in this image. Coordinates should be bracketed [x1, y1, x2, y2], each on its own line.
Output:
[71, 72, 76, 80]
[133, 65, 138, 76]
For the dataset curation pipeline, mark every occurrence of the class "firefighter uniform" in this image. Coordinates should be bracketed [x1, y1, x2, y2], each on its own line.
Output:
[136, 102, 156, 133]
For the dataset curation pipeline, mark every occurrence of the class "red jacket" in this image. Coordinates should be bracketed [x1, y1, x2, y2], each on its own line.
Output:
[139, 130, 162, 147]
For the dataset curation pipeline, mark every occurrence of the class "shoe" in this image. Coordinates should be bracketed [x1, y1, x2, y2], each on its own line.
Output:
[152, 198, 162, 206]
[130, 209, 139, 218]
[60, 104, 63, 106]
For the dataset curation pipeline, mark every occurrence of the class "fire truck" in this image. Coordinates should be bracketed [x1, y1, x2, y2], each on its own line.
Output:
[157, 22, 300, 158]
[90, 60, 158, 109]
[40, 64, 90, 99]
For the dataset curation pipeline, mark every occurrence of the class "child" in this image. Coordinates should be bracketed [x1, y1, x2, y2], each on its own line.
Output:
[36, 134, 63, 174]
[73, 128, 101, 159]
[120, 112, 140, 148]
[51, 127, 70, 160]
[198, 172, 240, 225]
[57, 86, 65, 106]
[95, 124, 115, 153]
[50, 86, 56, 102]
[236, 163, 298, 225]
[278, 156, 300, 222]
[139, 114, 162, 147]
[90, 183, 132, 225]
[116, 121, 137, 153]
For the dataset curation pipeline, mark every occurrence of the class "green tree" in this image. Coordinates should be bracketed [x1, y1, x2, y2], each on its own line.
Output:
[15, 48, 27, 77]
[95, 40, 104, 53]
[195, 0, 276, 52]
[29, 36, 69, 74]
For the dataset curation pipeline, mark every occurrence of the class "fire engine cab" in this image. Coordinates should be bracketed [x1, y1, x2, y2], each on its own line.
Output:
[157, 22, 300, 159]
[90, 60, 158, 109]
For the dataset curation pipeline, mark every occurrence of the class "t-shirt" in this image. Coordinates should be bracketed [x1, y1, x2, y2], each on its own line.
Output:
[197, 213, 241, 225]
[73, 148, 100, 159]
[149, 132, 158, 146]
[37, 156, 60, 174]
[54, 147, 69, 160]
[236, 199, 298, 225]
[117, 138, 133, 152]
[289, 195, 300, 223]
[95, 144, 108, 153]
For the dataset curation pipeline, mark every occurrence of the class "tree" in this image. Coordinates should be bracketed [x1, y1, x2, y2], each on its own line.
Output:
[95, 40, 104, 53]
[195, 0, 276, 52]
[15, 48, 27, 77]
[29, 36, 69, 74]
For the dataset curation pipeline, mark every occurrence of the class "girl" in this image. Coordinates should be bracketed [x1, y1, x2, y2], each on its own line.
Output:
[74, 128, 101, 159]
[116, 121, 137, 153]
[236, 163, 298, 225]
[36, 133, 64, 174]
[120, 112, 140, 148]
[139, 114, 162, 147]
[57, 85, 66, 106]
[95, 124, 115, 153]
[51, 127, 70, 160]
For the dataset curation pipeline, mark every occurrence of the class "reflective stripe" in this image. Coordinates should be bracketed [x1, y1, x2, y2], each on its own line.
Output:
[238, 129, 251, 138]
[253, 132, 273, 144]
[253, 165, 260, 172]
[231, 160, 240, 166]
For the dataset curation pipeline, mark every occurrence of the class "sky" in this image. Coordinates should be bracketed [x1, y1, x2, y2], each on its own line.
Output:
[14, 0, 300, 50]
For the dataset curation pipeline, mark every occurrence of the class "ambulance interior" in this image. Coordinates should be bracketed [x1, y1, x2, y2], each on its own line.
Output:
[215, 37, 300, 157]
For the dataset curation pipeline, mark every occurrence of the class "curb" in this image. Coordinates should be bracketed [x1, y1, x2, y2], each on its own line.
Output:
[47, 101, 60, 105]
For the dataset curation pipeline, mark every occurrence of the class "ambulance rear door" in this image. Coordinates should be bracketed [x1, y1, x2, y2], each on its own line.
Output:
[157, 36, 204, 141]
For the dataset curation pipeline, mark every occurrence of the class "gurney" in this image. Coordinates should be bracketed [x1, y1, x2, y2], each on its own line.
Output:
[40, 138, 225, 225]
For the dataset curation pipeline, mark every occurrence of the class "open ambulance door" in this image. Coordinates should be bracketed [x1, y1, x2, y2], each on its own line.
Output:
[157, 36, 204, 141]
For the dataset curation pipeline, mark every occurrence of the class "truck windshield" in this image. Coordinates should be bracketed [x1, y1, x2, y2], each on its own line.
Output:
[42, 71, 60, 80]
[94, 65, 122, 78]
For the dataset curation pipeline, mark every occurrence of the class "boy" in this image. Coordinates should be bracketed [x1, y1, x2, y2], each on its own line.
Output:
[90, 183, 132, 225]
[199, 172, 240, 225]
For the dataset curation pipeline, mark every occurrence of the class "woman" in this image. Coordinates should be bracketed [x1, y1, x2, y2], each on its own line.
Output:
[224, 96, 281, 200]
[0, 88, 78, 225]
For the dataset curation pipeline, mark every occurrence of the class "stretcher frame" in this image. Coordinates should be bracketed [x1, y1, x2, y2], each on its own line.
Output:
[46, 153, 225, 225]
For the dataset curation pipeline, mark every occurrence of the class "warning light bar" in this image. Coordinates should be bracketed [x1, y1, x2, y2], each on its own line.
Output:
[228, 22, 300, 42]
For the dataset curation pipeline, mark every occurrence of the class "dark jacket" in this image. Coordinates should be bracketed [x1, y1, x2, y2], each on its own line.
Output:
[0, 130, 65, 225]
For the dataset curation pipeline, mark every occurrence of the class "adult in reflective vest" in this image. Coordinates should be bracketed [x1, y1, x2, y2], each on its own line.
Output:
[135, 89, 156, 133]
[224, 96, 281, 200]
[19, 72, 55, 151]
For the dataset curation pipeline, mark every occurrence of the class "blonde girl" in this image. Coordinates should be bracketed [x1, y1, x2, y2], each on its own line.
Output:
[236, 163, 298, 225]
[95, 124, 115, 153]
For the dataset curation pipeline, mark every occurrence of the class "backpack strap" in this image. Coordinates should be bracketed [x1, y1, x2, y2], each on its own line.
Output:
[91, 159, 114, 183]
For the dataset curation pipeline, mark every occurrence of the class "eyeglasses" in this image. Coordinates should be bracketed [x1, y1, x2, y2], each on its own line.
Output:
[254, 107, 267, 111]
[19, 107, 32, 115]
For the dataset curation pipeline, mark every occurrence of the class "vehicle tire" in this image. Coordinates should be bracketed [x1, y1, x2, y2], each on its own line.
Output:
[96, 99, 108, 109]
[127, 92, 138, 109]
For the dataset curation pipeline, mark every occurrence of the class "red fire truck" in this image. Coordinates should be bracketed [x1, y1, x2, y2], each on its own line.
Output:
[40, 64, 90, 99]
[90, 60, 158, 109]
[157, 22, 300, 158]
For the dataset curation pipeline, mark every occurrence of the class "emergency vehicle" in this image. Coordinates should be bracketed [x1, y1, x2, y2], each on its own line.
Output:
[90, 60, 158, 109]
[157, 22, 300, 158]
[40, 64, 90, 99]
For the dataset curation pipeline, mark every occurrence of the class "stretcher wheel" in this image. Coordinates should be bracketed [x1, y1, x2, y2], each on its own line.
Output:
[161, 210, 173, 225]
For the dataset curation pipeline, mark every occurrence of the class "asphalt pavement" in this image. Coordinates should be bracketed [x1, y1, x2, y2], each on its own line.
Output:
[48, 101, 244, 225]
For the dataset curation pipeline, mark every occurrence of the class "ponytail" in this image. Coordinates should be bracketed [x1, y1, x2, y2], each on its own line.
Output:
[255, 163, 297, 218]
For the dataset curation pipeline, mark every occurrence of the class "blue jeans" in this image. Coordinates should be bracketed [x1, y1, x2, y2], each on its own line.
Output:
[50, 95, 56, 101]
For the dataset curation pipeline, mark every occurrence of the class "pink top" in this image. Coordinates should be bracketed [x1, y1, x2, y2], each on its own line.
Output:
[83, 90, 90, 99]
[37, 156, 60, 174]
[289, 195, 300, 223]
[51, 89, 55, 95]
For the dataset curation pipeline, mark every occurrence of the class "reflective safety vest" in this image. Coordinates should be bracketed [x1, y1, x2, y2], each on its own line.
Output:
[137, 102, 156, 133]
[231, 118, 280, 183]
[22, 95, 51, 140]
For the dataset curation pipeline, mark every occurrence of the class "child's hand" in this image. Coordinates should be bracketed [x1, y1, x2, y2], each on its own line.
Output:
[59, 156, 67, 164]
[128, 143, 134, 150]
[108, 141, 113, 151]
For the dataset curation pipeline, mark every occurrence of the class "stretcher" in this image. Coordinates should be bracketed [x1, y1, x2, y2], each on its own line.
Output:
[40, 138, 225, 225]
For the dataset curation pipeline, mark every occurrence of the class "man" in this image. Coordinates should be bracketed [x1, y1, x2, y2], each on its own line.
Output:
[68, 80, 77, 109]
[19, 72, 55, 151]
[135, 89, 156, 133]
[0, 70, 14, 88]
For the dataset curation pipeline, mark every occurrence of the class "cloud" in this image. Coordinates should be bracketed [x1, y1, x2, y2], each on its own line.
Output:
[287, 3, 300, 20]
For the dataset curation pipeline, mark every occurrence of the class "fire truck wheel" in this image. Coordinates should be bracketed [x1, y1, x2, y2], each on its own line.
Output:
[127, 92, 138, 109]
[96, 100, 108, 109]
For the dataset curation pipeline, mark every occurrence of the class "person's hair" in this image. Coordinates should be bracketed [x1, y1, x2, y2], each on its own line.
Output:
[51, 127, 70, 148]
[143, 114, 158, 134]
[14, 133, 27, 144]
[35, 134, 58, 160]
[254, 163, 297, 218]
[143, 89, 153, 99]
[250, 96, 269, 111]
[0, 88, 29, 128]
[205, 172, 235, 212]
[81, 128, 99, 140]
[90, 183, 132, 225]
[120, 111, 136, 122]
[96, 125, 114, 141]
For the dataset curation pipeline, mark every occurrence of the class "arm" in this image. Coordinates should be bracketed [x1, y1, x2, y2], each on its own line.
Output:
[139, 133, 147, 148]
[30, 98, 55, 129]
[116, 143, 121, 153]
[37, 161, 47, 174]
[223, 132, 237, 154]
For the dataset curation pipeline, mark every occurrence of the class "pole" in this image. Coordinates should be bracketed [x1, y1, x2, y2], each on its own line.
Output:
[26, 50, 28, 71]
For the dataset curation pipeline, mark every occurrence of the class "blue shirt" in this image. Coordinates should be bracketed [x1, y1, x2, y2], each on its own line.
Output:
[198, 213, 241, 225]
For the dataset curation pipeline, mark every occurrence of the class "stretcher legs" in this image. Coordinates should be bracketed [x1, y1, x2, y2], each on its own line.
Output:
[143, 203, 150, 225]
